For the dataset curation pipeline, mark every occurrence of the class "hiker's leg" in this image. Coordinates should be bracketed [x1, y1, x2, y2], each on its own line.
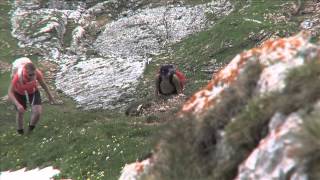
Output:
[13, 92, 26, 134]
[29, 91, 42, 129]
[16, 111, 24, 131]
[30, 105, 42, 127]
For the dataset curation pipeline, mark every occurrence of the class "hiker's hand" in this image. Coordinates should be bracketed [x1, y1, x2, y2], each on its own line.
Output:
[17, 104, 25, 113]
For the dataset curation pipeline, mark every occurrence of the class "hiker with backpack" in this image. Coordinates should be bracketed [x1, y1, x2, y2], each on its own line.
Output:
[8, 57, 55, 135]
[155, 64, 186, 97]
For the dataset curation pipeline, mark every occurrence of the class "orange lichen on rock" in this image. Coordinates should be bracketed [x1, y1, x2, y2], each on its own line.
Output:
[182, 31, 313, 114]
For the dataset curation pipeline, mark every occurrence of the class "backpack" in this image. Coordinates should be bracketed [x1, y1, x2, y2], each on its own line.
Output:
[158, 64, 186, 94]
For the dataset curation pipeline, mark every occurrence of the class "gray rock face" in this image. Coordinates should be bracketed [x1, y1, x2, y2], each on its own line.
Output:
[236, 112, 308, 180]
[10, 0, 233, 110]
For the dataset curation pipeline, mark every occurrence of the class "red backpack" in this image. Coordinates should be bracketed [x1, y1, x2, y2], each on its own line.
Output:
[175, 69, 186, 90]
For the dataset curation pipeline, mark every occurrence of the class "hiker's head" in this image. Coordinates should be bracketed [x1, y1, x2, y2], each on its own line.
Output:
[24, 63, 36, 80]
[160, 64, 175, 78]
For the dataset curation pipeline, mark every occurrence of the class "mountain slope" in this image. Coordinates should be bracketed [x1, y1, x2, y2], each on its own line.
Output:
[1, 0, 320, 180]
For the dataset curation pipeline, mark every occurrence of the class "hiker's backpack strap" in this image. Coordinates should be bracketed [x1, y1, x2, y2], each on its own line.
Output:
[17, 67, 24, 84]
[17, 65, 32, 104]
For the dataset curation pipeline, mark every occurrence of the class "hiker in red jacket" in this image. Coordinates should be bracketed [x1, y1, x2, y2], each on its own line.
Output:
[155, 64, 186, 97]
[8, 59, 55, 135]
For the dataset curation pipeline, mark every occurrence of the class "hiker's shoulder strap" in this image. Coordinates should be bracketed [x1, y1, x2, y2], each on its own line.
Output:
[11, 73, 20, 85]
[17, 67, 24, 84]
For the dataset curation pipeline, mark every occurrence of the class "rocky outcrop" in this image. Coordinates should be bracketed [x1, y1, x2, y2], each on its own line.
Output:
[180, 30, 320, 179]
[236, 112, 307, 179]
[182, 31, 316, 114]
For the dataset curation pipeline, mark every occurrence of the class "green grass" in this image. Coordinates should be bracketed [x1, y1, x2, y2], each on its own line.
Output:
[0, 98, 161, 179]
[0, 1, 20, 62]
[0, 72, 10, 97]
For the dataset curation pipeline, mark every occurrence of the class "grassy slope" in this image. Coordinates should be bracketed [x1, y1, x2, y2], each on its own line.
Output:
[0, 0, 306, 179]
[0, 100, 159, 179]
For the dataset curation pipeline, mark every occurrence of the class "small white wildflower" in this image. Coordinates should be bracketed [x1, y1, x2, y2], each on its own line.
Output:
[80, 128, 86, 135]
[98, 171, 104, 177]
[106, 156, 110, 160]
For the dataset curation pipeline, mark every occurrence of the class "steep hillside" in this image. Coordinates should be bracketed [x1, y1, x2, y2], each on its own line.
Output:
[1, 0, 320, 179]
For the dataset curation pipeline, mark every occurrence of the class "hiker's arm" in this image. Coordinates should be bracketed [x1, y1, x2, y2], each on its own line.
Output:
[38, 78, 55, 104]
[8, 84, 25, 112]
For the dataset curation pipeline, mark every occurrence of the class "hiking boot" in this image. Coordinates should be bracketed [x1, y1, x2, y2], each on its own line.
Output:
[17, 129, 24, 135]
[28, 125, 35, 133]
